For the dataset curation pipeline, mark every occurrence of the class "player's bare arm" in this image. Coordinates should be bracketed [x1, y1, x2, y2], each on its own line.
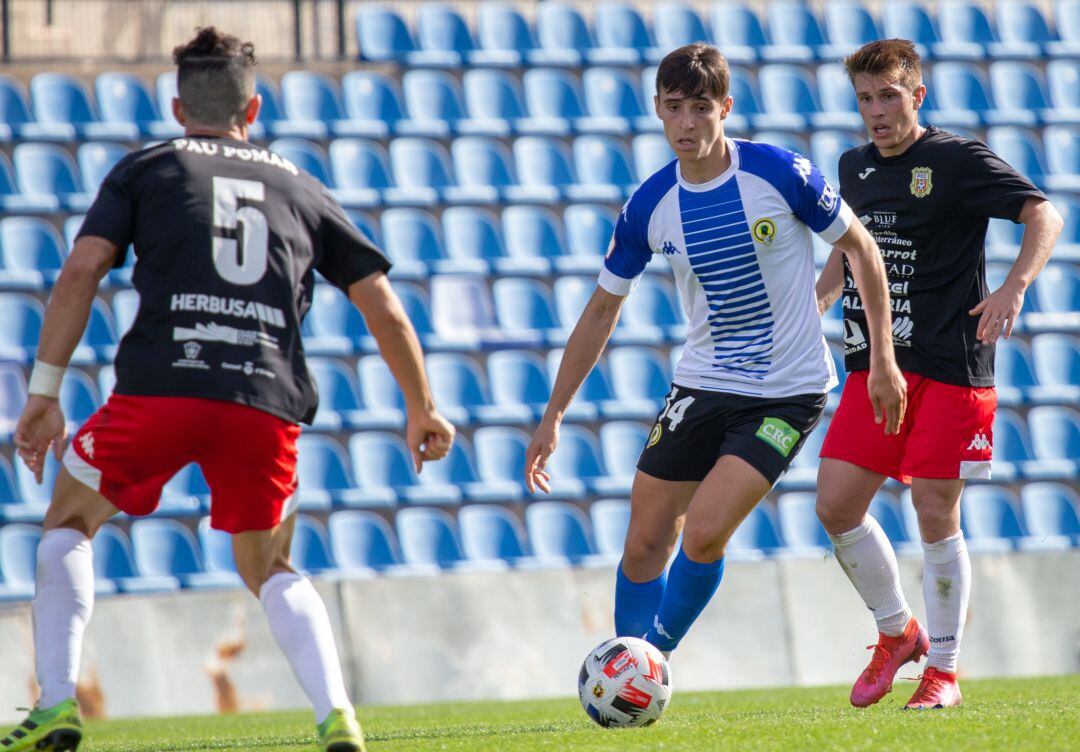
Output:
[832, 220, 907, 435]
[15, 236, 119, 482]
[969, 196, 1064, 344]
[815, 247, 844, 316]
[525, 286, 624, 493]
[348, 271, 455, 471]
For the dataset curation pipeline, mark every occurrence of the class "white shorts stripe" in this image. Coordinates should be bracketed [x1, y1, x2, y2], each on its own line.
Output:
[62, 443, 102, 492]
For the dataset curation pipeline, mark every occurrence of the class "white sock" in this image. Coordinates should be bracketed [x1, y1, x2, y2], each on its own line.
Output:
[260, 571, 352, 724]
[829, 516, 912, 637]
[32, 528, 95, 708]
[922, 532, 970, 674]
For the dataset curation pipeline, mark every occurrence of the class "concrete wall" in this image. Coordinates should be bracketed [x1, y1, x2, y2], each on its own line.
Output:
[0, 550, 1077, 720]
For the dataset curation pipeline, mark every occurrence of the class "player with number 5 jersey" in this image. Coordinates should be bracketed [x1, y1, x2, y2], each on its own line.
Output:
[525, 44, 905, 662]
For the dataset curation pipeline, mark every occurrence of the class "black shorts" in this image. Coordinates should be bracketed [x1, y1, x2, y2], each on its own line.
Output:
[636, 383, 827, 485]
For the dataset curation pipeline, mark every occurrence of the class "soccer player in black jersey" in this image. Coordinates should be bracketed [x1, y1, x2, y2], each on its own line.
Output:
[7, 28, 454, 752]
[814, 39, 1063, 710]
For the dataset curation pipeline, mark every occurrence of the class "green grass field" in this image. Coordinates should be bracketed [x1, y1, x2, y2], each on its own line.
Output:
[76, 675, 1079, 752]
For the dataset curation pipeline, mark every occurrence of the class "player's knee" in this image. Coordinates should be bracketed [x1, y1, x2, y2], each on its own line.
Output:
[622, 529, 675, 570]
[680, 528, 725, 564]
[815, 494, 859, 535]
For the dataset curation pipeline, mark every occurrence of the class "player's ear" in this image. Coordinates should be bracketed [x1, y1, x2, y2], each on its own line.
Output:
[244, 94, 262, 125]
[171, 97, 187, 126]
[720, 95, 733, 120]
[653, 93, 661, 118]
[912, 84, 927, 110]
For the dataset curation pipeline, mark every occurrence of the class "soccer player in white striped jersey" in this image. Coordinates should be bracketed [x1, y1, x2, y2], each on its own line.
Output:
[525, 43, 905, 658]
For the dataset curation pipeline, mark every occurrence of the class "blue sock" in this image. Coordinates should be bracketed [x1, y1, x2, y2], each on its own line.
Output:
[614, 563, 666, 638]
[645, 549, 725, 652]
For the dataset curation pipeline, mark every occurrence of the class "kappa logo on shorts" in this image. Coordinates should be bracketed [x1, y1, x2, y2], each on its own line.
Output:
[966, 433, 991, 451]
[647, 422, 663, 448]
[79, 432, 95, 459]
[755, 418, 800, 458]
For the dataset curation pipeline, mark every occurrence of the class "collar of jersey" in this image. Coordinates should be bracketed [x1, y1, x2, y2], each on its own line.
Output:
[871, 125, 938, 165]
[675, 137, 740, 193]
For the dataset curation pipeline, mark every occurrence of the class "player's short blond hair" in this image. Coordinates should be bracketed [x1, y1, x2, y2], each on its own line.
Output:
[844, 39, 923, 91]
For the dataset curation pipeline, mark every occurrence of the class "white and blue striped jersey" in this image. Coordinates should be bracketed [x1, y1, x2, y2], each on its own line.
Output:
[599, 138, 853, 398]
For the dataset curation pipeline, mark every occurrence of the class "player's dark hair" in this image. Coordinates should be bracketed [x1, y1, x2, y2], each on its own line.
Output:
[172, 27, 257, 129]
[844, 39, 922, 91]
[655, 43, 730, 100]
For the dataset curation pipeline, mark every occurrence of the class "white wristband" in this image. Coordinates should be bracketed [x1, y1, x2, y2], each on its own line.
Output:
[28, 361, 65, 399]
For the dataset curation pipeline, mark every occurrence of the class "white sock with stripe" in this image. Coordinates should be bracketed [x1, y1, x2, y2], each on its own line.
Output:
[829, 516, 912, 637]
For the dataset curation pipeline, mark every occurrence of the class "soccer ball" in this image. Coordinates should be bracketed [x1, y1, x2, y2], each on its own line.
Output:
[578, 636, 672, 728]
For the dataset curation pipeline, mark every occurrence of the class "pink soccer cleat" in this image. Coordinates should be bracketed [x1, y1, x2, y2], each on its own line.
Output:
[905, 666, 963, 710]
[849, 617, 930, 708]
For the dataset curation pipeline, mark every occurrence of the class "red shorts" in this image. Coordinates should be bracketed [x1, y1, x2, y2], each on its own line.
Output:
[820, 371, 996, 484]
[64, 395, 300, 533]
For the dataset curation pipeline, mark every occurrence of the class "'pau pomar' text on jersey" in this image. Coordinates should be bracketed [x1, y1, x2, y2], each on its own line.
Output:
[838, 126, 1043, 387]
[78, 136, 390, 424]
[601, 138, 852, 398]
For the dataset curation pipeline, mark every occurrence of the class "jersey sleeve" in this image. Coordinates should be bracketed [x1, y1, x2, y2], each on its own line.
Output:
[958, 140, 1045, 221]
[598, 193, 652, 296]
[786, 153, 854, 244]
[315, 187, 392, 292]
[77, 155, 136, 268]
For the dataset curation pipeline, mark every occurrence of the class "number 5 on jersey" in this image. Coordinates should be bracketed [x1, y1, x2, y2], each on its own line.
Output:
[213, 176, 269, 285]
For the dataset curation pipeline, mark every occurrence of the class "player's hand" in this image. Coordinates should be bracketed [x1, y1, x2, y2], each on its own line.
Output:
[866, 361, 907, 436]
[524, 418, 558, 494]
[405, 409, 455, 474]
[969, 280, 1025, 344]
[14, 394, 67, 484]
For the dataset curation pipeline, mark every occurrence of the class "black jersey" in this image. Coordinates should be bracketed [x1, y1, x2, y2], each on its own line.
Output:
[837, 126, 1043, 387]
[78, 136, 390, 424]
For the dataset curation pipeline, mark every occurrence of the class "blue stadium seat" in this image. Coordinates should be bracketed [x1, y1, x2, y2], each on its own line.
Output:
[159, 463, 209, 516]
[560, 204, 615, 274]
[548, 346, 637, 421]
[270, 138, 333, 188]
[426, 351, 531, 425]
[986, 215, 1024, 261]
[655, 2, 712, 56]
[461, 70, 525, 137]
[196, 517, 245, 585]
[1047, 1, 1080, 58]
[13, 142, 91, 211]
[67, 297, 118, 365]
[487, 348, 553, 421]
[0, 524, 41, 598]
[545, 424, 618, 498]
[822, 1, 882, 58]
[417, 434, 514, 502]
[1027, 406, 1080, 478]
[492, 279, 561, 342]
[415, 3, 476, 68]
[0, 293, 44, 362]
[571, 135, 636, 203]
[60, 367, 100, 430]
[1050, 195, 1080, 260]
[111, 288, 139, 338]
[450, 137, 518, 205]
[763, 0, 826, 63]
[472, 426, 531, 499]
[387, 138, 456, 207]
[511, 136, 577, 204]
[95, 72, 180, 139]
[594, 2, 656, 64]
[521, 68, 588, 137]
[581, 67, 655, 135]
[0, 364, 26, 442]
[590, 498, 630, 560]
[307, 357, 399, 431]
[296, 433, 379, 509]
[157, 72, 292, 139]
[0, 454, 45, 524]
[355, 4, 416, 64]
[992, 1, 1055, 59]
[391, 280, 443, 352]
[709, 2, 768, 65]
[339, 71, 402, 140]
[607, 346, 670, 415]
[92, 524, 177, 593]
[401, 70, 469, 139]
[440, 206, 504, 275]
[727, 504, 785, 559]
[993, 408, 1037, 480]
[776, 492, 831, 556]
[77, 141, 129, 197]
[1044, 126, 1080, 192]
[815, 64, 865, 131]
[930, 62, 992, 127]
[327, 510, 405, 575]
[525, 501, 606, 566]
[0, 216, 65, 288]
[598, 422, 648, 489]
[397, 506, 495, 571]
[29, 72, 136, 141]
[533, 2, 607, 67]
[290, 514, 336, 575]
[553, 275, 595, 330]
[723, 67, 761, 134]
[1027, 263, 1080, 330]
[130, 519, 237, 589]
[357, 355, 407, 430]
[474, 1, 537, 68]
[97, 364, 115, 398]
[429, 274, 501, 349]
[616, 275, 684, 344]
[458, 505, 538, 567]
[756, 64, 819, 131]
[501, 205, 564, 275]
[347, 209, 381, 247]
[934, 0, 996, 59]
[989, 127, 1050, 189]
[1, 151, 57, 212]
[350, 432, 461, 505]
[868, 492, 917, 554]
[994, 338, 1039, 406]
[279, 71, 348, 140]
[987, 62, 1050, 126]
[632, 134, 674, 182]
[961, 486, 1024, 552]
[810, 130, 863, 187]
[1030, 334, 1080, 403]
[1020, 483, 1080, 548]
[327, 138, 392, 209]
[380, 207, 446, 278]
[0, 75, 33, 141]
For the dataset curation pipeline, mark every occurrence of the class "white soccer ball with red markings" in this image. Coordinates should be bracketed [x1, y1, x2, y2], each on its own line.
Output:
[578, 636, 672, 728]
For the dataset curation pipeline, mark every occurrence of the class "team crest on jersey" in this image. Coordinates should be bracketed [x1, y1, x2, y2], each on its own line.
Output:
[183, 341, 201, 360]
[647, 423, 663, 448]
[909, 167, 933, 198]
[752, 218, 777, 245]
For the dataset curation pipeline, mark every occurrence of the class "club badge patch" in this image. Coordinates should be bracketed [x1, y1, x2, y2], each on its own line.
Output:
[909, 166, 933, 198]
[647, 422, 663, 448]
[752, 218, 777, 245]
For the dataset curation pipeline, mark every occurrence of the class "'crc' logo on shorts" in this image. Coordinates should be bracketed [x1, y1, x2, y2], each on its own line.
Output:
[756, 418, 800, 458]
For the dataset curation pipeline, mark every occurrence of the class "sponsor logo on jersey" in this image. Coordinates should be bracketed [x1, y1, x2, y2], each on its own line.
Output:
[872, 210, 897, 227]
[910, 166, 933, 198]
[818, 182, 839, 212]
[859, 167, 876, 180]
[170, 293, 287, 329]
[647, 422, 663, 448]
[752, 218, 777, 245]
[79, 432, 95, 459]
[183, 341, 201, 360]
[966, 433, 991, 451]
[661, 240, 679, 255]
[892, 315, 914, 345]
[173, 322, 279, 350]
[221, 361, 277, 379]
[859, 214, 872, 225]
[843, 319, 868, 355]
[755, 417, 800, 457]
[173, 340, 210, 370]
